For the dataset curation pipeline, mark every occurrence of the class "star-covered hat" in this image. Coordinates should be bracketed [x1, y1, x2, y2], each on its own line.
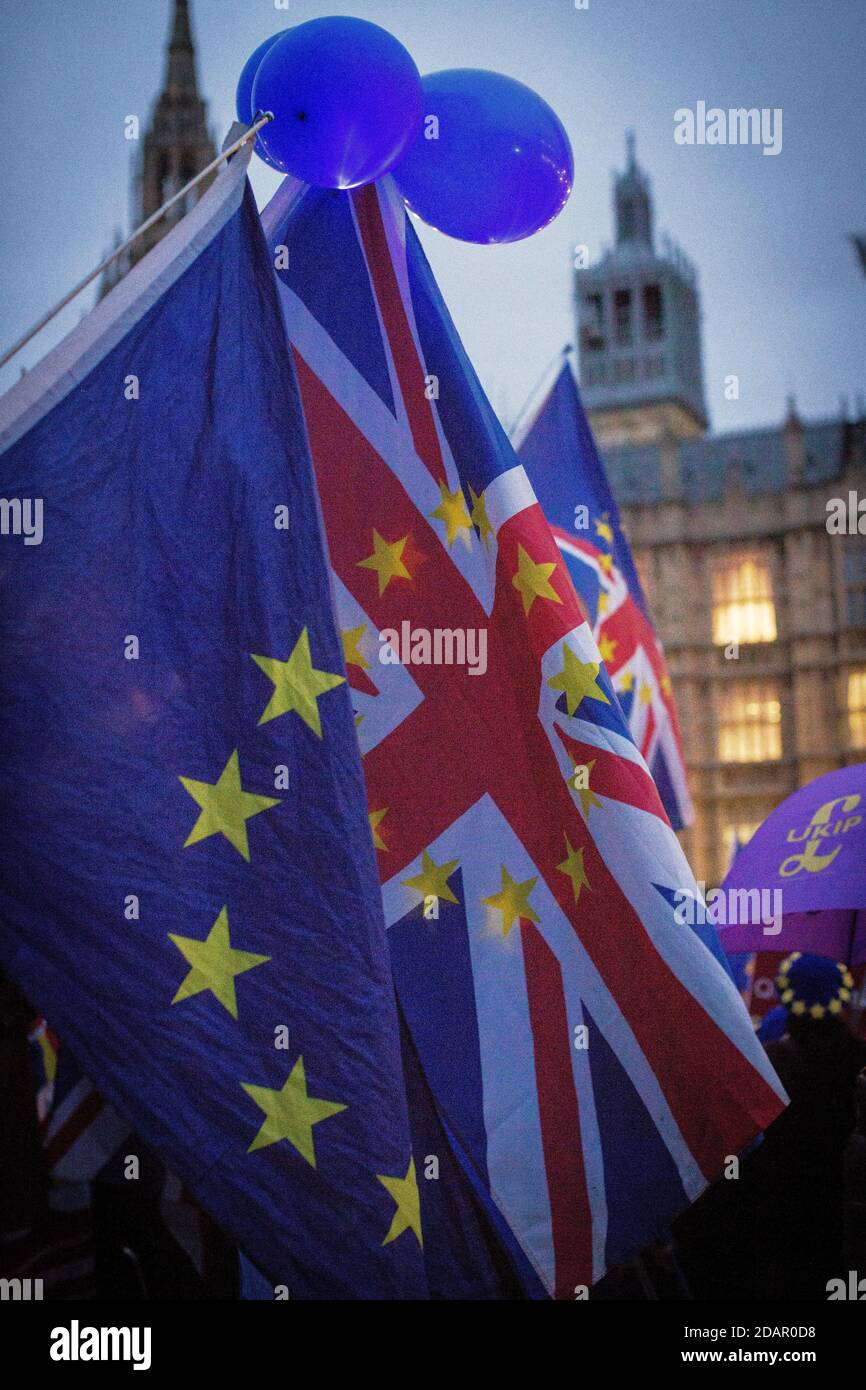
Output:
[775, 952, 854, 1019]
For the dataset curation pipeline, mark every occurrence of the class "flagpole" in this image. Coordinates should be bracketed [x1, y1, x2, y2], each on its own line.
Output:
[508, 343, 574, 449]
[0, 112, 275, 373]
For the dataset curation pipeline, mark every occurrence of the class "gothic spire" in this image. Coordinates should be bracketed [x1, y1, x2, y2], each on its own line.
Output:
[614, 129, 654, 250]
[165, 0, 198, 99]
[131, 0, 215, 262]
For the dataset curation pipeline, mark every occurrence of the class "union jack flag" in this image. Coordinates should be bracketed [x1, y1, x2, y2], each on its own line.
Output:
[516, 362, 693, 830]
[262, 176, 785, 1296]
[27, 1018, 130, 1182]
[37, 1039, 131, 1183]
[23, 1022, 225, 1290]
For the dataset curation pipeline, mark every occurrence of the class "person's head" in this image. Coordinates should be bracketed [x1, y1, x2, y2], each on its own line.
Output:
[775, 952, 855, 1040]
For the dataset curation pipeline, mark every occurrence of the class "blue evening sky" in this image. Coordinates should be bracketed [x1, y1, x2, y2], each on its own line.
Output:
[1, 0, 864, 430]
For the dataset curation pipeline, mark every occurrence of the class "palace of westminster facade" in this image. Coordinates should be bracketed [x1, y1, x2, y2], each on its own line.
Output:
[576, 136, 866, 882]
[111, 4, 865, 885]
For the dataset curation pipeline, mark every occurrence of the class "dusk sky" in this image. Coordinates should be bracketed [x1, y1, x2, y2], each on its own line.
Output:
[1, 0, 864, 430]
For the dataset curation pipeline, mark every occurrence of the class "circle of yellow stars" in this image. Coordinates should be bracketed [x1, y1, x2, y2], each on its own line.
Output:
[172, 623, 423, 1250]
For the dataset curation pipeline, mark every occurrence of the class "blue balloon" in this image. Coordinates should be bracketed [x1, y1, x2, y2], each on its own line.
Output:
[252, 18, 422, 188]
[236, 34, 286, 170]
[393, 69, 574, 243]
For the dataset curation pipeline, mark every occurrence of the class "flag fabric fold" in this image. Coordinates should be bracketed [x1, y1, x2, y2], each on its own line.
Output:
[261, 174, 786, 1296]
[516, 362, 693, 831]
[0, 143, 426, 1299]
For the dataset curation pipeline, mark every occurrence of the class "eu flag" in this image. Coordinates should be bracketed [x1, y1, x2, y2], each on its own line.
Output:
[0, 142, 426, 1299]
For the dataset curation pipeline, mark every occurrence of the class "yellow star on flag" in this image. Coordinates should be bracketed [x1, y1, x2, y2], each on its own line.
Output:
[617, 669, 635, 692]
[378, 1158, 423, 1247]
[369, 807, 389, 851]
[402, 849, 460, 906]
[597, 592, 610, 615]
[358, 530, 413, 595]
[468, 484, 494, 547]
[430, 481, 473, 548]
[341, 624, 369, 671]
[638, 681, 653, 705]
[179, 751, 279, 862]
[598, 634, 618, 663]
[548, 645, 610, 717]
[595, 517, 614, 545]
[512, 544, 562, 616]
[598, 552, 614, 576]
[241, 1056, 346, 1166]
[482, 865, 539, 938]
[251, 628, 344, 737]
[557, 836, 591, 905]
[169, 907, 269, 1018]
[573, 758, 603, 816]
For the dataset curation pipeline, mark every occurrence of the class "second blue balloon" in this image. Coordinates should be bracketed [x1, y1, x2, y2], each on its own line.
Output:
[393, 69, 574, 244]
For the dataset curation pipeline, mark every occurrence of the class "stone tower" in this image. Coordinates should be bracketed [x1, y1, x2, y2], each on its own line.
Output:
[575, 132, 708, 448]
[99, 1, 216, 297]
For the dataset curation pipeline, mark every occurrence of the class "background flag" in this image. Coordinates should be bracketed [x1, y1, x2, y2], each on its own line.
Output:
[262, 174, 785, 1297]
[0, 141, 426, 1300]
[516, 362, 693, 831]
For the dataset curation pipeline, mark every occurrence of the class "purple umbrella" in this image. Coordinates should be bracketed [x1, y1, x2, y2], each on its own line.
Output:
[716, 763, 866, 965]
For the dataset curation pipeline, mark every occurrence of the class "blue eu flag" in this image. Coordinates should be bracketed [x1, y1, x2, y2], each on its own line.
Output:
[0, 143, 427, 1299]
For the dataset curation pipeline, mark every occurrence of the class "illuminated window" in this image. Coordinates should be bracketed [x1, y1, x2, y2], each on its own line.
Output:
[721, 820, 762, 866]
[849, 669, 866, 748]
[712, 555, 777, 645]
[717, 682, 782, 763]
